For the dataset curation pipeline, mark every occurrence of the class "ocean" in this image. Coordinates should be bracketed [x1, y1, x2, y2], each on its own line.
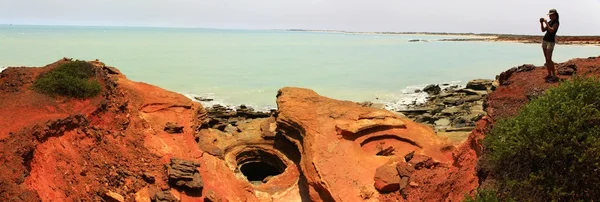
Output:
[1, 25, 599, 111]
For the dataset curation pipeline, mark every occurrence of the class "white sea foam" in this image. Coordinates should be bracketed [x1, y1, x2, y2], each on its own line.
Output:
[379, 80, 465, 111]
[182, 92, 276, 112]
[0, 66, 6, 73]
[181, 80, 465, 114]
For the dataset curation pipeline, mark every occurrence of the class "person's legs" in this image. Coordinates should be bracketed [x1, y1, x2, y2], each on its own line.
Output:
[542, 41, 551, 77]
[546, 43, 556, 77]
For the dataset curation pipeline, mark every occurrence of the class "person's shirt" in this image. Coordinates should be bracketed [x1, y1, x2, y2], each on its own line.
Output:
[543, 20, 559, 43]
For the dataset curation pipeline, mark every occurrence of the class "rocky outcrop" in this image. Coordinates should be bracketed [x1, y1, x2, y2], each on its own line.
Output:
[276, 87, 460, 201]
[167, 158, 203, 191]
[396, 79, 491, 145]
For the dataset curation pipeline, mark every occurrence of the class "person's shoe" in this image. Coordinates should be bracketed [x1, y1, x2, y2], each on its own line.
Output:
[546, 76, 558, 83]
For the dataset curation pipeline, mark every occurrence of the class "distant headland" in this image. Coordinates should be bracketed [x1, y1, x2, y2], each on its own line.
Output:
[285, 29, 600, 45]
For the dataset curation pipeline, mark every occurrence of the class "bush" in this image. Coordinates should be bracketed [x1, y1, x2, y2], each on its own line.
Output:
[463, 189, 511, 202]
[33, 61, 101, 98]
[484, 76, 600, 201]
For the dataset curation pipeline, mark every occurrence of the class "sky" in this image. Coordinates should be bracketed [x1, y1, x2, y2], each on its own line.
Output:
[1, 0, 600, 35]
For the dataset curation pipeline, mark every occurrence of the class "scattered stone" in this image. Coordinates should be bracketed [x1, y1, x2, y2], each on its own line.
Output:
[466, 79, 494, 90]
[434, 118, 451, 127]
[409, 182, 419, 187]
[134, 187, 151, 202]
[152, 190, 179, 202]
[408, 154, 435, 170]
[441, 107, 460, 116]
[142, 172, 156, 184]
[526, 88, 546, 101]
[105, 190, 125, 202]
[414, 114, 436, 124]
[373, 163, 401, 193]
[414, 89, 422, 93]
[452, 117, 468, 128]
[464, 113, 484, 122]
[496, 64, 537, 85]
[164, 122, 184, 134]
[443, 85, 460, 92]
[423, 84, 441, 95]
[204, 190, 224, 202]
[194, 97, 214, 102]
[404, 151, 415, 162]
[400, 177, 410, 190]
[167, 158, 203, 191]
[223, 124, 239, 134]
[359, 186, 375, 199]
[376, 145, 396, 156]
[396, 162, 415, 177]
[443, 97, 461, 105]
[558, 63, 577, 75]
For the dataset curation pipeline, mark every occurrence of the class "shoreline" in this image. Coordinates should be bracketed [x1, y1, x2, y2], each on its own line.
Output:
[185, 80, 469, 113]
[285, 29, 600, 46]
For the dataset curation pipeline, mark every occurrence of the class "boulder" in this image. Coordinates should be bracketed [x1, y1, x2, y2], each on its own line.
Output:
[558, 63, 577, 75]
[443, 97, 462, 105]
[134, 187, 151, 202]
[194, 97, 214, 102]
[423, 84, 441, 95]
[441, 107, 460, 116]
[396, 162, 415, 177]
[223, 124, 239, 134]
[466, 79, 494, 91]
[414, 114, 436, 124]
[374, 163, 401, 193]
[142, 172, 156, 184]
[105, 191, 125, 202]
[408, 154, 435, 170]
[164, 122, 184, 134]
[167, 158, 203, 191]
[204, 190, 224, 202]
[434, 118, 451, 126]
[457, 88, 487, 96]
[152, 191, 179, 202]
[464, 113, 484, 122]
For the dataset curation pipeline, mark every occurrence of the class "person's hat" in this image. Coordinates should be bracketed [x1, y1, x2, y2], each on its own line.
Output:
[547, 9, 558, 15]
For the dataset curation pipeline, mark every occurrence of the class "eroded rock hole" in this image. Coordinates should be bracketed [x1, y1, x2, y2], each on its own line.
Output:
[237, 150, 286, 184]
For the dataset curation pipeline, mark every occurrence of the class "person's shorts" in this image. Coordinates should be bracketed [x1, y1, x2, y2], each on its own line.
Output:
[542, 40, 555, 50]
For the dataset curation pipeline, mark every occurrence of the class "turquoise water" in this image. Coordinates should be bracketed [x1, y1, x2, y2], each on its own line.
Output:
[1, 25, 599, 110]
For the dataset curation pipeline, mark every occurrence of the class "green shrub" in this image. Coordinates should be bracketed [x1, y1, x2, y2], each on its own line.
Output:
[484, 76, 600, 201]
[463, 189, 511, 202]
[33, 61, 101, 98]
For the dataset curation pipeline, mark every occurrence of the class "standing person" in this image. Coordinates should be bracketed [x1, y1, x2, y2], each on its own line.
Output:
[540, 9, 560, 81]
